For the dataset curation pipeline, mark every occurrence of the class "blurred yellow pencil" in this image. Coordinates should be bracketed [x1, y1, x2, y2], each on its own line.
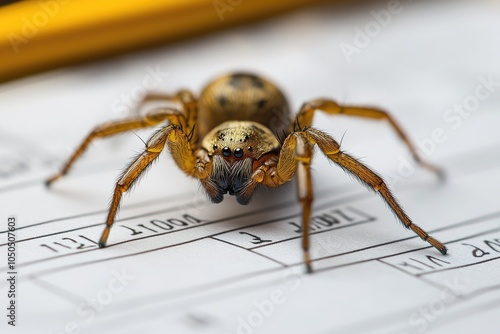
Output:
[0, 0, 334, 83]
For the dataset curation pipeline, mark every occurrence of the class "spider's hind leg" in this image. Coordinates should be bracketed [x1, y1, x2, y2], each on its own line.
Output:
[46, 90, 197, 186]
[294, 99, 444, 179]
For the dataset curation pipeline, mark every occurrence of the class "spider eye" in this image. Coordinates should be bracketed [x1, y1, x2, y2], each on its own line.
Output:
[222, 147, 231, 157]
[234, 148, 244, 158]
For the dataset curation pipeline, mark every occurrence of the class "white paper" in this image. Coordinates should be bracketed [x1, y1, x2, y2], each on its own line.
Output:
[1, 1, 500, 333]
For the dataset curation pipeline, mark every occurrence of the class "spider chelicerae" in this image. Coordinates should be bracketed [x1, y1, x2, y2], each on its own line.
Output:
[47, 72, 447, 272]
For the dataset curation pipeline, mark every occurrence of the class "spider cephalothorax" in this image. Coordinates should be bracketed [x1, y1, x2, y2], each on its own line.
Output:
[201, 120, 280, 204]
[47, 72, 447, 272]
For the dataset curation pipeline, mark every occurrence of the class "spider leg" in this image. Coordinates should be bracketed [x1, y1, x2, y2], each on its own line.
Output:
[134, 92, 178, 105]
[247, 126, 447, 272]
[245, 134, 314, 273]
[141, 90, 199, 143]
[294, 99, 444, 178]
[305, 127, 447, 255]
[46, 90, 197, 186]
[99, 124, 209, 247]
[293, 134, 314, 273]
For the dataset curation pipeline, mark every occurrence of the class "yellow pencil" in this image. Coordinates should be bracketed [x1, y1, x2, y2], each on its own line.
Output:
[0, 0, 333, 83]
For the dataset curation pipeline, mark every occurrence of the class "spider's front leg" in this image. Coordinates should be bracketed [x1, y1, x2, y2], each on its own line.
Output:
[99, 124, 208, 247]
[247, 127, 447, 273]
[245, 134, 315, 273]
[304, 127, 447, 254]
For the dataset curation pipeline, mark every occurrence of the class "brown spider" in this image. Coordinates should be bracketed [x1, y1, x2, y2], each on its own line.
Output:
[46, 72, 447, 272]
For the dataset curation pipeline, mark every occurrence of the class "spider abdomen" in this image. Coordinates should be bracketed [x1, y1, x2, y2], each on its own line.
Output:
[197, 73, 291, 140]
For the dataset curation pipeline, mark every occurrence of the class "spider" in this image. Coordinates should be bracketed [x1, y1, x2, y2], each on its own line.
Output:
[46, 72, 447, 272]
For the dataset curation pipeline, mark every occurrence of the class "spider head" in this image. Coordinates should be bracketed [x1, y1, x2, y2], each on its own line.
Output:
[201, 121, 280, 205]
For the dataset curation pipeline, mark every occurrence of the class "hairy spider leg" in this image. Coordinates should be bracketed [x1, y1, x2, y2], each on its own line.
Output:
[244, 133, 314, 272]
[305, 127, 447, 254]
[247, 126, 447, 273]
[294, 99, 444, 178]
[98, 124, 211, 247]
[46, 91, 197, 186]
